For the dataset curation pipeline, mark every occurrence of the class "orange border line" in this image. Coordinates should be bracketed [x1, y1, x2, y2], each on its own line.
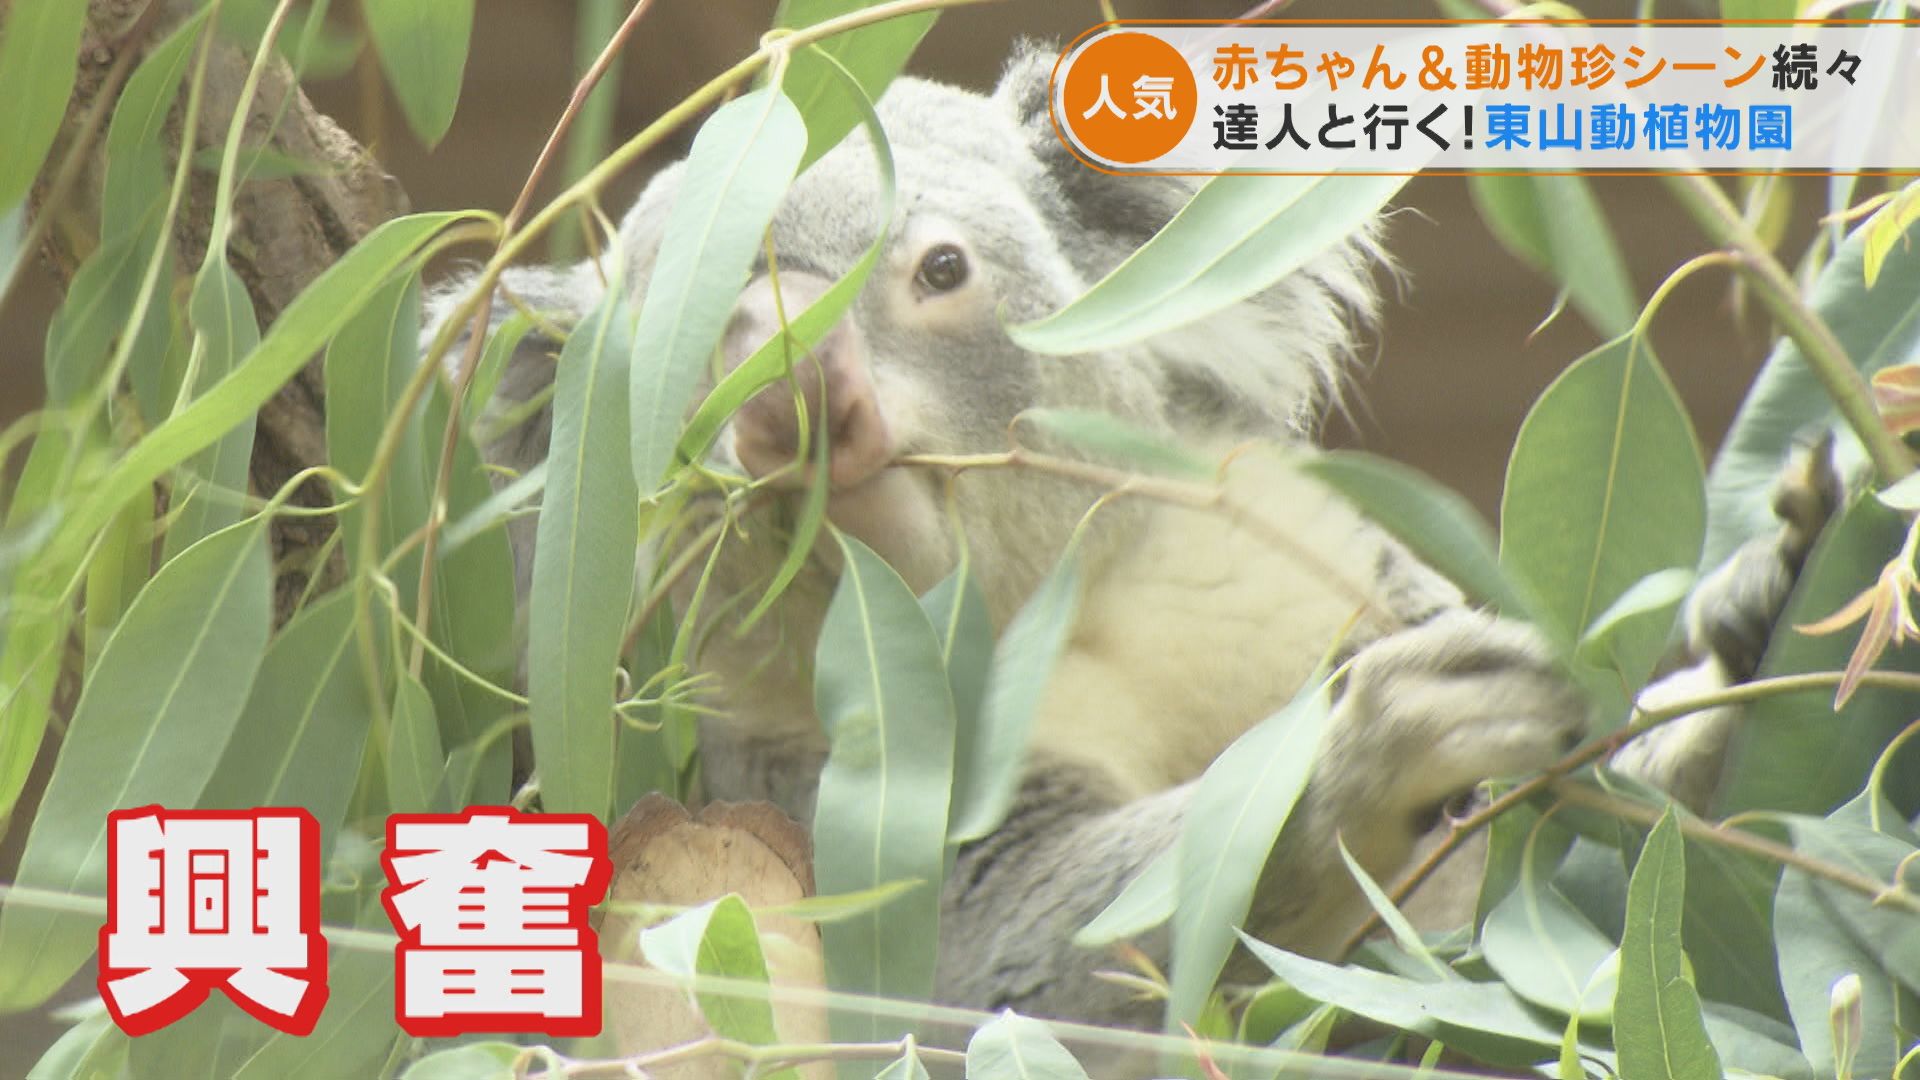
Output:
[1046, 19, 1920, 178]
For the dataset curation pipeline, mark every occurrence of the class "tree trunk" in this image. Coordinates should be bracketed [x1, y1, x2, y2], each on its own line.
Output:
[35, 0, 409, 622]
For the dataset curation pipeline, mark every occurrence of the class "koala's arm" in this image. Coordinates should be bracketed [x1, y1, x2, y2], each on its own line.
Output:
[938, 609, 1584, 1025]
[1612, 437, 1841, 811]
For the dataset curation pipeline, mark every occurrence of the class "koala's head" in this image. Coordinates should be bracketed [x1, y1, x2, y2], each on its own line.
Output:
[613, 46, 1387, 619]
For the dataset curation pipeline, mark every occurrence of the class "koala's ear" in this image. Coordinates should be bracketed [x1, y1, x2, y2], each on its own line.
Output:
[993, 40, 1196, 256]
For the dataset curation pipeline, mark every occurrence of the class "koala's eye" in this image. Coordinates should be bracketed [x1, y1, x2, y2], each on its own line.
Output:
[914, 243, 969, 294]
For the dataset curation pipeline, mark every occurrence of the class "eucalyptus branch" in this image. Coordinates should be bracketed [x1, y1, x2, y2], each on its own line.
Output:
[1548, 779, 1920, 915]
[1663, 172, 1913, 484]
[1339, 666, 1920, 957]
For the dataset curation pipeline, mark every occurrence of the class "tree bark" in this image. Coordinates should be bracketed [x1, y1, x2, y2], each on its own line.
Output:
[36, 0, 409, 622]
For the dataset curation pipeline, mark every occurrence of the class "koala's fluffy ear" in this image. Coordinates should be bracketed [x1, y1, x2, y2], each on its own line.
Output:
[994, 41, 1197, 260]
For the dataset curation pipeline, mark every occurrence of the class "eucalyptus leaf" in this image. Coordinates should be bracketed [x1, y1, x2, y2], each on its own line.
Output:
[0, 518, 271, 1010]
[811, 533, 956, 1037]
[166, 258, 262, 556]
[1501, 338, 1705, 693]
[1468, 174, 1636, 338]
[1614, 809, 1722, 1080]
[386, 672, 444, 815]
[631, 87, 805, 494]
[965, 1011, 1091, 1080]
[199, 589, 370, 859]
[949, 548, 1081, 844]
[1703, 215, 1920, 569]
[0, 0, 89, 214]
[1074, 848, 1176, 947]
[529, 293, 639, 820]
[1168, 684, 1332, 1029]
[1008, 173, 1410, 355]
[361, 0, 474, 147]
[774, 0, 936, 169]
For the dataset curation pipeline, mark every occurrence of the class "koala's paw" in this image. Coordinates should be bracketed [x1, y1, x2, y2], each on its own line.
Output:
[1323, 609, 1588, 842]
[1687, 435, 1843, 680]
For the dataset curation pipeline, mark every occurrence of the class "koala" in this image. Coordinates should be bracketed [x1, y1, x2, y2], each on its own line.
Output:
[426, 47, 1830, 1041]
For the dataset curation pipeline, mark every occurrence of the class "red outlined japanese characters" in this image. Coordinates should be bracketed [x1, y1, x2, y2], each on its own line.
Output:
[98, 806, 329, 1037]
[380, 807, 612, 1037]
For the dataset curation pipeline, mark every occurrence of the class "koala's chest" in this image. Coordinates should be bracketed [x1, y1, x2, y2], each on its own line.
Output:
[1027, 455, 1418, 796]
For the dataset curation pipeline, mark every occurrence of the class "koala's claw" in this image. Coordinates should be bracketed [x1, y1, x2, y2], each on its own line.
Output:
[1324, 610, 1588, 840]
[1688, 435, 1843, 680]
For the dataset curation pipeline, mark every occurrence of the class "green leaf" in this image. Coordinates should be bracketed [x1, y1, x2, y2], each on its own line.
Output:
[1614, 809, 1723, 1080]
[0, 518, 271, 1010]
[919, 566, 993, 768]
[1017, 408, 1213, 481]
[1774, 854, 1913, 1079]
[1242, 937, 1576, 1067]
[1303, 450, 1532, 617]
[948, 548, 1080, 844]
[675, 56, 893, 471]
[1469, 174, 1636, 338]
[1482, 818, 1618, 1022]
[874, 1047, 931, 1080]
[1785, 814, 1920, 998]
[398, 1043, 518, 1080]
[83, 491, 155, 670]
[1703, 215, 1920, 570]
[811, 533, 956, 1037]
[0, 0, 89, 213]
[1719, 494, 1920, 816]
[1073, 848, 1175, 947]
[638, 895, 791, 1067]
[773, 0, 935, 169]
[47, 212, 484, 566]
[0, 432, 90, 828]
[1337, 837, 1450, 982]
[326, 272, 426, 594]
[387, 672, 444, 815]
[1007, 173, 1410, 355]
[965, 1011, 1091, 1080]
[101, 11, 207, 246]
[529, 293, 639, 820]
[232, 945, 396, 1080]
[464, 310, 536, 429]
[1501, 338, 1705, 690]
[1577, 567, 1694, 665]
[361, 0, 473, 147]
[631, 87, 805, 494]
[199, 589, 370, 857]
[419, 379, 520, 750]
[26, 1012, 124, 1080]
[1168, 684, 1332, 1029]
[166, 257, 262, 557]
[43, 216, 171, 408]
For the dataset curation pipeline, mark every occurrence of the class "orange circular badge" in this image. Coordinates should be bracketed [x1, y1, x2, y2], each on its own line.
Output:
[1059, 32, 1198, 166]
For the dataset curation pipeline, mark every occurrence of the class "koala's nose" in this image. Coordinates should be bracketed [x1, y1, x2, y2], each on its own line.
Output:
[722, 273, 894, 489]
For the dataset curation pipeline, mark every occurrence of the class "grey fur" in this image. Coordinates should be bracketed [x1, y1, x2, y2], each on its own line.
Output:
[422, 45, 1822, 1053]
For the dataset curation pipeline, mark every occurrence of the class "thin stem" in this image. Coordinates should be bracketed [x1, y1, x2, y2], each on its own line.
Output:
[1549, 780, 1920, 915]
[1339, 667, 1920, 956]
[1664, 173, 1912, 484]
